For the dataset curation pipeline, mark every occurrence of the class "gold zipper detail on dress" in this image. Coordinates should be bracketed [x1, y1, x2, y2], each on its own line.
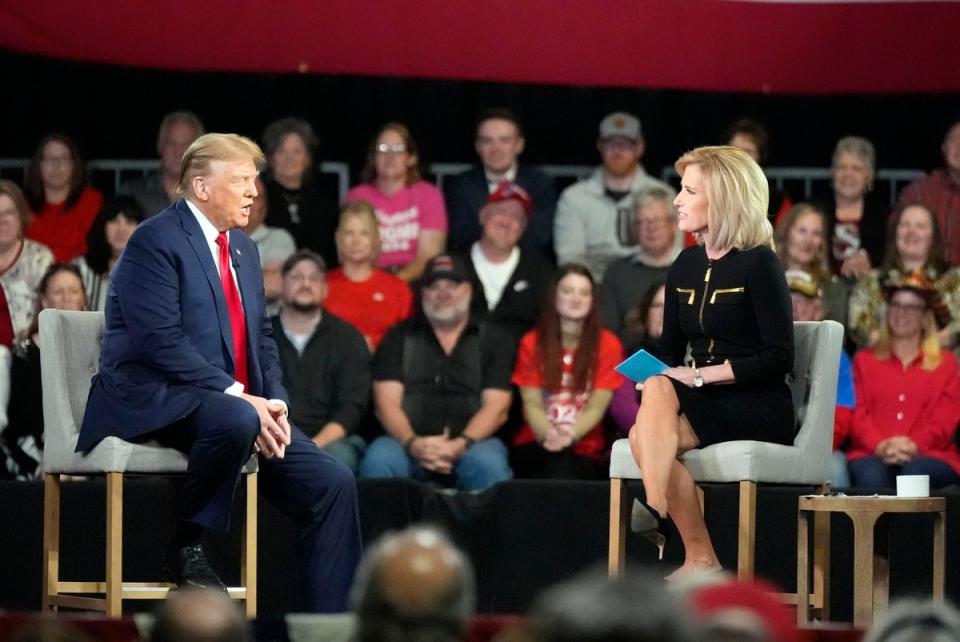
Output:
[698, 264, 712, 331]
[710, 286, 745, 304]
[676, 288, 696, 305]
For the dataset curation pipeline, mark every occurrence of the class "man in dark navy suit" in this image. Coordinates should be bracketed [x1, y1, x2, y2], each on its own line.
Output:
[77, 133, 361, 612]
[443, 108, 557, 261]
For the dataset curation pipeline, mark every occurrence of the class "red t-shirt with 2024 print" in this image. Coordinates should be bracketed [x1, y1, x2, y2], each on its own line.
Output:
[512, 329, 623, 460]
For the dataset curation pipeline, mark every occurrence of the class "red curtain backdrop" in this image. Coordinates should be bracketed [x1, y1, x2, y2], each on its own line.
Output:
[1, 0, 958, 94]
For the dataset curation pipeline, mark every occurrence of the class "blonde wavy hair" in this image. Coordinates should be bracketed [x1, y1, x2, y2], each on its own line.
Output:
[675, 145, 772, 251]
[177, 133, 265, 195]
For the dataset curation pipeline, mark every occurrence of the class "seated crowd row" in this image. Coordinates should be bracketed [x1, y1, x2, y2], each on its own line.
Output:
[0, 110, 958, 492]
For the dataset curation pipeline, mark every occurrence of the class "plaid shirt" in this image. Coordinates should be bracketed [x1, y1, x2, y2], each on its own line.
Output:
[897, 168, 960, 265]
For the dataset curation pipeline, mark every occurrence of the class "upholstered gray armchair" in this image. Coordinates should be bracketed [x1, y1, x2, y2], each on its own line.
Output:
[39, 309, 257, 617]
[608, 320, 843, 610]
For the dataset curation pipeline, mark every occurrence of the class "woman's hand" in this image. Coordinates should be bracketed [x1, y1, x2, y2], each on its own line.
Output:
[542, 424, 575, 452]
[840, 249, 871, 280]
[665, 366, 699, 388]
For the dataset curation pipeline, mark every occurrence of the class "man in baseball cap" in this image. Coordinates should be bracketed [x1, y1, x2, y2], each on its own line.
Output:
[361, 251, 516, 492]
[554, 111, 674, 282]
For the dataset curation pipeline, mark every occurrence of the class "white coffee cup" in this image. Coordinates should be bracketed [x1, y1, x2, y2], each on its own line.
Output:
[896, 474, 930, 498]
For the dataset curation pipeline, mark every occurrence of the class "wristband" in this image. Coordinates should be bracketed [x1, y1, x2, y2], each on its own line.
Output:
[403, 435, 418, 455]
[460, 434, 476, 449]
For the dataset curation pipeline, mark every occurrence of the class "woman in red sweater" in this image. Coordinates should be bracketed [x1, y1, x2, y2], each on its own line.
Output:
[511, 263, 622, 479]
[23, 134, 103, 262]
[847, 270, 960, 489]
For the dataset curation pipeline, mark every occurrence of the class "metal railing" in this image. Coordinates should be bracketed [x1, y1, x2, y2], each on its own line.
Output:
[1, 157, 925, 206]
[0, 159, 352, 202]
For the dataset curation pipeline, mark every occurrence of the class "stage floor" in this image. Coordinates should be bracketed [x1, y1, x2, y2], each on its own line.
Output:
[1, 478, 957, 620]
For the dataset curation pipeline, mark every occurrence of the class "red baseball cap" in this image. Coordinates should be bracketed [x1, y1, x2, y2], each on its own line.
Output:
[487, 181, 533, 216]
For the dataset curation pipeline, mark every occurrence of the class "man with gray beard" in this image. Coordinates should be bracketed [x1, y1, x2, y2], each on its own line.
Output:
[359, 254, 514, 491]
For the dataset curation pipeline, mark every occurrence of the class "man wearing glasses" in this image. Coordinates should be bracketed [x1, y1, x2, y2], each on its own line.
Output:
[554, 112, 673, 282]
[600, 186, 681, 342]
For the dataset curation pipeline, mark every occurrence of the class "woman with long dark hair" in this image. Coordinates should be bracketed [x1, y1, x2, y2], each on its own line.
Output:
[23, 133, 103, 262]
[510, 263, 623, 479]
[74, 196, 146, 311]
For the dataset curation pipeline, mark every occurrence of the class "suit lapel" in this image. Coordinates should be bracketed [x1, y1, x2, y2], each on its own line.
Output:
[177, 203, 236, 364]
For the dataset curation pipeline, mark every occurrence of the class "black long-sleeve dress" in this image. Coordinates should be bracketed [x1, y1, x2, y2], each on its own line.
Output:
[659, 244, 796, 447]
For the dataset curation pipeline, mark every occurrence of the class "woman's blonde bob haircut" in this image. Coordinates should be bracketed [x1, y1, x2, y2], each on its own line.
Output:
[675, 145, 772, 251]
[336, 199, 382, 264]
[177, 133, 265, 195]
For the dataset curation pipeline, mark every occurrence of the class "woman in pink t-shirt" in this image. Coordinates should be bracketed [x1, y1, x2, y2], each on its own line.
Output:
[344, 122, 446, 282]
[511, 263, 623, 479]
[325, 200, 413, 350]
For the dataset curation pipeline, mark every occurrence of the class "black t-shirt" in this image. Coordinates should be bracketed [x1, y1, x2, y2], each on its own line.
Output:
[373, 316, 514, 436]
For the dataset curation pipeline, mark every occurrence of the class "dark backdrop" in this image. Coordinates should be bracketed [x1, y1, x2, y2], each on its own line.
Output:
[3, 48, 959, 179]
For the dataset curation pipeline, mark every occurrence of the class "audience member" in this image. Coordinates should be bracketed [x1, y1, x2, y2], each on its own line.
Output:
[149, 587, 251, 642]
[444, 108, 557, 259]
[600, 186, 680, 341]
[0, 180, 53, 340]
[608, 282, 666, 435]
[688, 577, 801, 642]
[74, 195, 146, 311]
[864, 597, 960, 642]
[119, 110, 204, 216]
[897, 119, 960, 266]
[360, 254, 513, 491]
[23, 133, 103, 262]
[725, 118, 792, 224]
[325, 201, 413, 350]
[554, 112, 673, 282]
[461, 181, 554, 343]
[272, 250, 371, 473]
[786, 271, 856, 488]
[350, 526, 475, 642]
[511, 264, 622, 479]
[774, 203, 849, 326]
[847, 269, 960, 490]
[260, 117, 340, 267]
[815, 136, 887, 279]
[345, 123, 447, 282]
[1, 264, 86, 480]
[526, 566, 701, 642]
[848, 203, 960, 350]
[242, 175, 296, 315]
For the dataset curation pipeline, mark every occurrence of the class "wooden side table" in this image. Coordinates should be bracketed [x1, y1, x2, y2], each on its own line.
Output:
[796, 495, 945, 628]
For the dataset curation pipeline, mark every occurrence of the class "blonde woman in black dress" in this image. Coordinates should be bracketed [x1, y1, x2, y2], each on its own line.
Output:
[629, 146, 794, 577]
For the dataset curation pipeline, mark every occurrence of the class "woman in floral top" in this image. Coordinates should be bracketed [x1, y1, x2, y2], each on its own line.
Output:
[848, 203, 960, 352]
[0, 180, 54, 341]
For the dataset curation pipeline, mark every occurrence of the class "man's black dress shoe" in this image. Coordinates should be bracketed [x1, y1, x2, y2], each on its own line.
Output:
[163, 543, 228, 593]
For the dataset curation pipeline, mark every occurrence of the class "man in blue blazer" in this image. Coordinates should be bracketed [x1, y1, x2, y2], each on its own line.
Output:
[77, 133, 361, 612]
[443, 108, 557, 261]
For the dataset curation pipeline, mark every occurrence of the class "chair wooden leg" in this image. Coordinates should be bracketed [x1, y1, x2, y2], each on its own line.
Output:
[608, 479, 629, 577]
[42, 473, 62, 612]
[813, 483, 831, 619]
[737, 480, 757, 581]
[242, 471, 257, 618]
[106, 472, 123, 618]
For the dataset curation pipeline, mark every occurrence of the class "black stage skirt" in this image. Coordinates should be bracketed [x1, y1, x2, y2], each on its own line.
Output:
[668, 379, 796, 448]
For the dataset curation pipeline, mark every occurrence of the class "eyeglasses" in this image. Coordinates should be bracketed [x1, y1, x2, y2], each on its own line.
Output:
[376, 143, 407, 154]
[888, 302, 927, 314]
[41, 155, 72, 166]
[635, 217, 672, 229]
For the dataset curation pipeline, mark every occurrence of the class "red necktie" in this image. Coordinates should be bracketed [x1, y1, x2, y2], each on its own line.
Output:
[216, 232, 248, 390]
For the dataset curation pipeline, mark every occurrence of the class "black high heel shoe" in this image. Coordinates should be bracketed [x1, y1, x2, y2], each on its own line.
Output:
[630, 498, 672, 560]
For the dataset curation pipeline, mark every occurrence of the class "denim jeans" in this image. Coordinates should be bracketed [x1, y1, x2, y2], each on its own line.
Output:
[847, 455, 960, 491]
[358, 435, 513, 491]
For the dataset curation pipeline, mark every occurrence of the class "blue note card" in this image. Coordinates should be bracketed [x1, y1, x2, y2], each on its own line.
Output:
[615, 349, 669, 383]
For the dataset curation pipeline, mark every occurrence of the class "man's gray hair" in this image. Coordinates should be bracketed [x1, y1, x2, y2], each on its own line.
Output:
[865, 598, 960, 642]
[350, 526, 476, 642]
[633, 185, 677, 217]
